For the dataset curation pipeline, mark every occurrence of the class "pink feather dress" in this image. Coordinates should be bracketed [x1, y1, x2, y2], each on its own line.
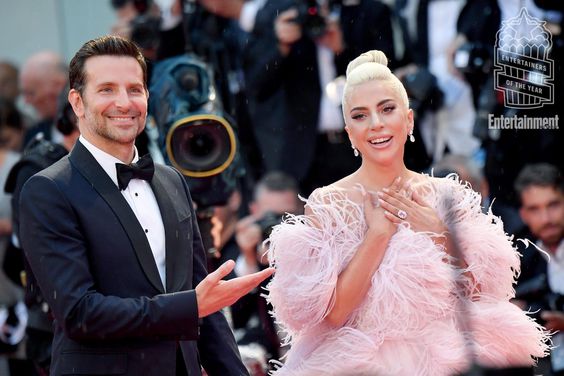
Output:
[266, 175, 549, 376]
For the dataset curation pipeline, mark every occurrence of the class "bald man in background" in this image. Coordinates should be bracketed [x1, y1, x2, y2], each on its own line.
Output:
[19, 51, 68, 147]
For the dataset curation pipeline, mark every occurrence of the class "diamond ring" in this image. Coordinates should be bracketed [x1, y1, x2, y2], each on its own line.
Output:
[397, 209, 408, 220]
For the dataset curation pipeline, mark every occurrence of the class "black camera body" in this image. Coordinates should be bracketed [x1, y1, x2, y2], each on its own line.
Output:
[148, 54, 243, 208]
[400, 68, 444, 117]
[294, 0, 327, 39]
[292, 0, 344, 39]
[453, 41, 492, 78]
[255, 212, 285, 242]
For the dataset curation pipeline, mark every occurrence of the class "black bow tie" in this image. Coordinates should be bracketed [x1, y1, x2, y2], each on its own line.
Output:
[116, 154, 155, 190]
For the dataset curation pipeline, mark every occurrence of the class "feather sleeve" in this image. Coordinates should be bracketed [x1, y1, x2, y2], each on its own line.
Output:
[433, 176, 520, 299]
[266, 188, 365, 340]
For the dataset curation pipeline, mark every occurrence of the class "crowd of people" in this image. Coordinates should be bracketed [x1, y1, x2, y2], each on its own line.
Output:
[0, 0, 562, 375]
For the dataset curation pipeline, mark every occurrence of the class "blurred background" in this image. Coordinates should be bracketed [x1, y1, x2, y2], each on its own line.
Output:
[0, 1, 116, 65]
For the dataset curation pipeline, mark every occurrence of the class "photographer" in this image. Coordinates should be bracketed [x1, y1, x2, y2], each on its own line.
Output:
[393, 0, 479, 169]
[230, 172, 302, 367]
[235, 172, 302, 276]
[243, 0, 395, 194]
[110, 0, 185, 61]
[514, 163, 564, 375]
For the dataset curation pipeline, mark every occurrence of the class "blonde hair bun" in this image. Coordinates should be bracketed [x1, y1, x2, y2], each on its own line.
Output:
[346, 50, 388, 78]
[342, 49, 409, 111]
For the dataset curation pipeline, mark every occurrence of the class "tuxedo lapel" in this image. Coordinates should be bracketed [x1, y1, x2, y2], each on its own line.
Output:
[69, 141, 165, 293]
[150, 166, 189, 293]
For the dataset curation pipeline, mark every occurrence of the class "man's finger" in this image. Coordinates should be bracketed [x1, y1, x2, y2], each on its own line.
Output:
[207, 260, 236, 284]
[245, 267, 275, 287]
[241, 268, 274, 290]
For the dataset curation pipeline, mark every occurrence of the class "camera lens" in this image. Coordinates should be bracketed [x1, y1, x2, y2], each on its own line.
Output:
[166, 115, 236, 177]
[175, 67, 199, 92]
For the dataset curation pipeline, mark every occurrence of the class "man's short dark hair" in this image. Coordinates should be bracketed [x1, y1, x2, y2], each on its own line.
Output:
[69, 35, 147, 95]
[254, 171, 298, 198]
[514, 163, 564, 198]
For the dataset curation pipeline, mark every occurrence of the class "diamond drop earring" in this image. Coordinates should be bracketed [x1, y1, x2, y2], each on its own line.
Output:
[352, 146, 359, 157]
[409, 130, 415, 143]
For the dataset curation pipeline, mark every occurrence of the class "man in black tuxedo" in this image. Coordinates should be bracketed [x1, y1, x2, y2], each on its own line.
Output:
[18, 35, 273, 376]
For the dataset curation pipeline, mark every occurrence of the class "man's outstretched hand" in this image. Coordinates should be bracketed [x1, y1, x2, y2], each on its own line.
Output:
[195, 260, 274, 318]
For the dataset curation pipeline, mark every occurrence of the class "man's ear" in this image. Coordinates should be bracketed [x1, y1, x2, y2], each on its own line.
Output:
[68, 89, 84, 118]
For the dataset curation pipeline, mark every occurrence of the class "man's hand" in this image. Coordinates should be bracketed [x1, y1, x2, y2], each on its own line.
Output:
[541, 310, 564, 331]
[195, 260, 274, 318]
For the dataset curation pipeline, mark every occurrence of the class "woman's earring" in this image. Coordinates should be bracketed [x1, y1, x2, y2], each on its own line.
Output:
[409, 130, 415, 143]
[352, 146, 359, 157]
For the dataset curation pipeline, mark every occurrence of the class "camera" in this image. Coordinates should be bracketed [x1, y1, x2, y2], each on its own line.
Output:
[400, 67, 444, 117]
[294, 0, 328, 40]
[255, 212, 285, 242]
[453, 41, 492, 79]
[148, 54, 243, 208]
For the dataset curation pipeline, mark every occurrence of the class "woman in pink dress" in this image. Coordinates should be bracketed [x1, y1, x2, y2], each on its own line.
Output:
[266, 50, 549, 375]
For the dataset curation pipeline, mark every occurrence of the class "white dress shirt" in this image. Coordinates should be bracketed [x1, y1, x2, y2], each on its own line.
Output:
[80, 136, 167, 289]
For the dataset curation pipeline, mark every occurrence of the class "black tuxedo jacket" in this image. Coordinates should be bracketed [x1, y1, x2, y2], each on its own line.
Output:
[19, 141, 247, 376]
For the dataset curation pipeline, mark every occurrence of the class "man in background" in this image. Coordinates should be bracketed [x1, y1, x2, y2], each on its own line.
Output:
[19, 51, 67, 146]
[232, 171, 302, 368]
[515, 163, 564, 375]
